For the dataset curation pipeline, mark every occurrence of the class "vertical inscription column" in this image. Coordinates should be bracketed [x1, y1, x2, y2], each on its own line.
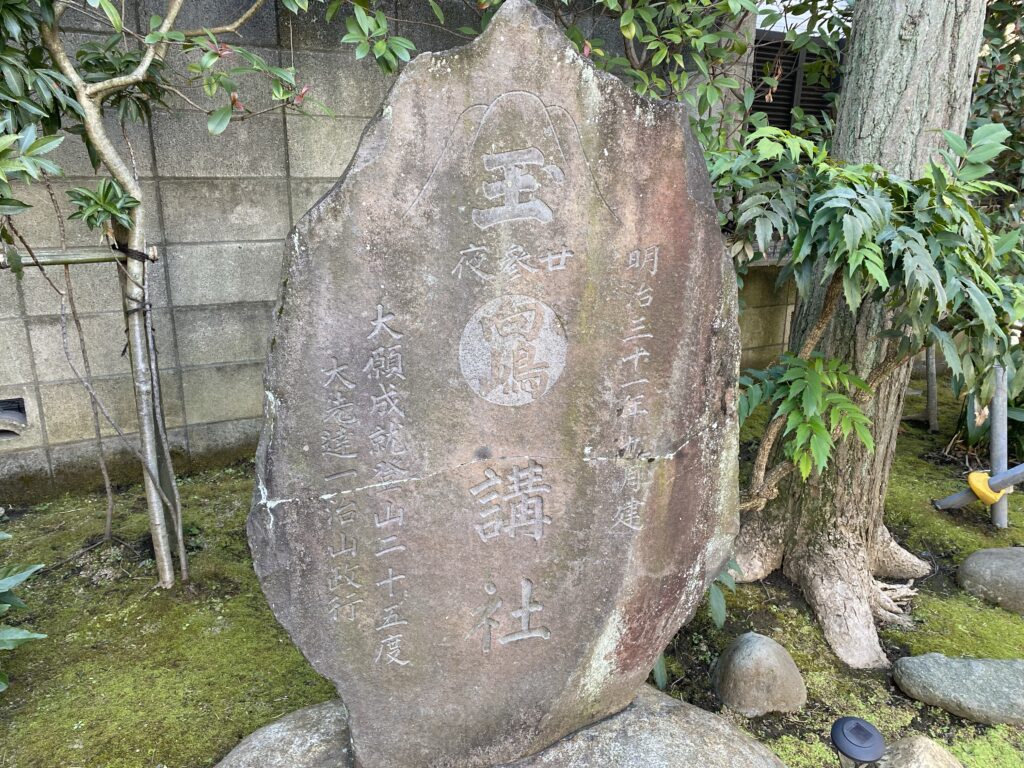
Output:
[365, 303, 414, 669]
[612, 244, 661, 533]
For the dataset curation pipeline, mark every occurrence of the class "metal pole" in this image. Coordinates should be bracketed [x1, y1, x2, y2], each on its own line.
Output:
[926, 345, 939, 433]
[934, 460, 1024, 510]
[992, 365, 1009, 528]
[0, 247, 127, 269]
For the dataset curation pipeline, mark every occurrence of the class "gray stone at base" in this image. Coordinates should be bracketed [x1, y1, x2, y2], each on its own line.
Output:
[710, 632, 807, 717]
[957, 547, 1024, 616]
[214, 688, 786, 768]
[878, 736, 962, 768]
[215, 700, 350, 768]
[892, 653, 1024, 726]
[506, 687, 786, 767]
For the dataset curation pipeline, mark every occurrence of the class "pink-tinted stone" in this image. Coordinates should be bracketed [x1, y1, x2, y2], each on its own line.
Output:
[248, 2, 739, 766]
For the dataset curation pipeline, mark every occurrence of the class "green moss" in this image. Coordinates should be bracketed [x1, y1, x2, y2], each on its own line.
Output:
[4, 376, 1024, 766]
[667, 379, 1024, 766]
[951, 726, 1024, 768]
[769, 735, 839, 768]
[883, 591, 1024, 659]
[0, 464, 335, 767]
[886, 381, 1024, 562]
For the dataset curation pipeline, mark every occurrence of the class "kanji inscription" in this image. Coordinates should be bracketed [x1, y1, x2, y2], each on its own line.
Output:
[458, 294, 567, 407]
[249, 3, 738, 767]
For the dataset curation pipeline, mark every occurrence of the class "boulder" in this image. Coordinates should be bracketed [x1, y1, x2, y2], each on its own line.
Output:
[878, 736, 962, 768]
[214, 701, 349, 768]
[892, 653, 1024, 726]
[957, 547, 1024, 616]
[711, 632, 806, 717]
[247, 1, 739, 767]
[215, 688, 786, 768]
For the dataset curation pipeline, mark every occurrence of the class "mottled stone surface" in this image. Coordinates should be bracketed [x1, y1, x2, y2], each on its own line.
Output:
[878, 736, 963, 768]
[892, 654, 1024, 726]
[248, 2, 739, 767]
[508, 687, 786, 768]
[957, 547, 1024, 616]
[215, 701, 350, 768]
[711, 632, 806, 717]
[214, 689, 785, 768]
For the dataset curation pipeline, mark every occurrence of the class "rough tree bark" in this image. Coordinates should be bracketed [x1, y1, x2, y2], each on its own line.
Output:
[735, 0, 986, 668]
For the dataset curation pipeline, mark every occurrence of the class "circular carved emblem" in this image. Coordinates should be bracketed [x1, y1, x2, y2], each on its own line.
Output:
[459, 294, 567, 407]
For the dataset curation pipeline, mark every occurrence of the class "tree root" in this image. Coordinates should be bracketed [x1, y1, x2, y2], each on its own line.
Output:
[796, 562, 891, 669]
[732, 515, 785, 583]
[871, 579, 917, 628]
[872, 525, 931, 580]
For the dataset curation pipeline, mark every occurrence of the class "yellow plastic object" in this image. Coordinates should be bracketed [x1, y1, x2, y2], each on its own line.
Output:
[967, 471, 1008, 506]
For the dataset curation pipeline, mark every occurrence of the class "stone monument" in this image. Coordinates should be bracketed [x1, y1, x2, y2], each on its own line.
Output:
[247, 1, 740, 766]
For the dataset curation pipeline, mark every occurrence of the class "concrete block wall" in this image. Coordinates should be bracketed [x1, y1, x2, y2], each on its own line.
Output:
[0, 0, 793, 500]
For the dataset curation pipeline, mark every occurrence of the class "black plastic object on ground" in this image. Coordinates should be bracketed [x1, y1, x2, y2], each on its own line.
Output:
[831, 716, 885, 766]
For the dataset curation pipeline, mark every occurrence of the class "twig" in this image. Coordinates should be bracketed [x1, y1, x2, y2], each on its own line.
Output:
[56, 296, 177, 516]
[39, 539, 105, 574]
[4, 217, 66, 296]
[160, 83, 209, 112]
[47, 181, 118, 543]
[142, 249, 189, 582]
[179, 0, 268, 37]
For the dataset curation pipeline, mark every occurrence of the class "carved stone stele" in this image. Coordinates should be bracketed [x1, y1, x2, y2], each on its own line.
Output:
[248, 2, 739, 766]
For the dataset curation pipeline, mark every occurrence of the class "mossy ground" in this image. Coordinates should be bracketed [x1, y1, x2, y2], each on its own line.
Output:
[0, 467, 335, 767]
[0, 380, 1023, 767]
[666, 380, 1024, 767]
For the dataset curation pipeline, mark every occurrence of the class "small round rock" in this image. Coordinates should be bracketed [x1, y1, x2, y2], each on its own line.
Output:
[711, 632, 807, 717]
[878, 735, 963, 768]
[957, 547, 1024, 616]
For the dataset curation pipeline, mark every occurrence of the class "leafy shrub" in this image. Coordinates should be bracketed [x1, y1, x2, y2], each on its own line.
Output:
[0, 522, 45, 693]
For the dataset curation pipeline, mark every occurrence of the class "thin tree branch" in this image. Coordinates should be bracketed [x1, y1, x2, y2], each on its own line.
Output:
[180, 0, 267, 37]
[160, 83, 208, 111]
[46, 180, 117, 542]
[4, 217, 65, 296]
[82, 0, 185, 99]
[55, 284, 176, 516]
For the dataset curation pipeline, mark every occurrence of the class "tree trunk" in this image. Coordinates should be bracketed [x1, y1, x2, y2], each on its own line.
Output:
[735, 0, 986, 668]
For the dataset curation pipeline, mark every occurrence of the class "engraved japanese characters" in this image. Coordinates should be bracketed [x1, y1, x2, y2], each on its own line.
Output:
[249, 2, 739, 767]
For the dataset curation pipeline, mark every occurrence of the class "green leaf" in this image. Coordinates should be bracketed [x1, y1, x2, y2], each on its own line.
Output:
[809, 432, 831, 471]
[0, 625, 47, 650]
[966, 142, 1008, 164]
[0, 198, 30, 215]
[842, 213, 861, 255]
[207, 105, 232, 135]
[797, 451, 812, 480]
[852, 420, 874, 453]
[97, 0, 122, 32]
[428, 0, 444, 24]
[0, 564, 42, 593]
[993, 230, 1020, 258]
[707, 583, 726, 628]
[971, 122, 1011, 146]
[754, 216, 772, 253]
[652, 653, 668, 690]
[942, 130, 968, 157]
[959, 162, 994, 182]
[0, 591, 27, 609]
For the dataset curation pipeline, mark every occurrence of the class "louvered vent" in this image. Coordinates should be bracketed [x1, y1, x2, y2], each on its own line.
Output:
[751, 30, 837, 128]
